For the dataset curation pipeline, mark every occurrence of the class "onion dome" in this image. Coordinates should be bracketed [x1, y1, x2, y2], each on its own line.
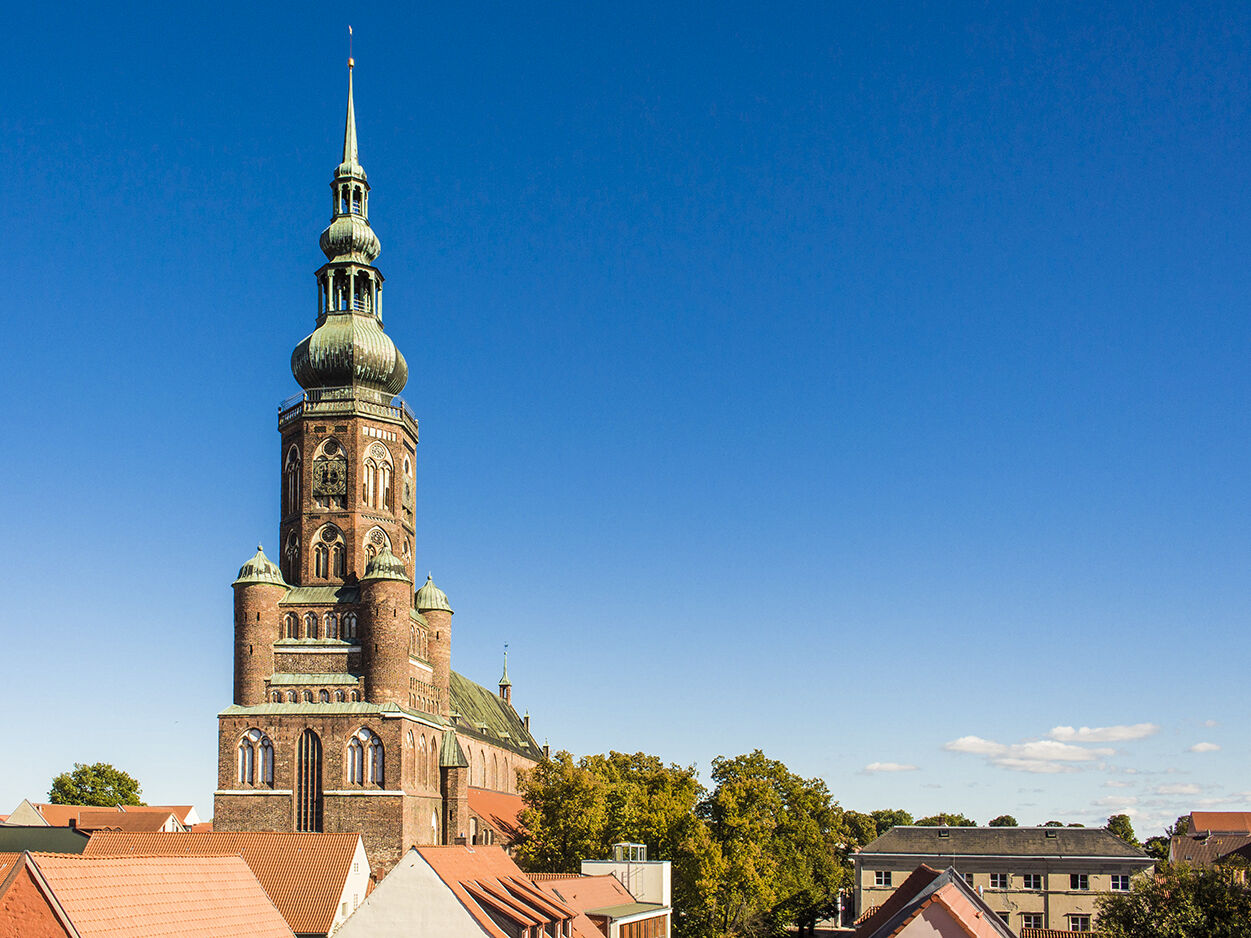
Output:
[232, 545, 288, 588]
[416, 574, 453, 613]
[291, 315, 408, 395]
[320, 213, 380, 264]
[361, 546, 411, 583]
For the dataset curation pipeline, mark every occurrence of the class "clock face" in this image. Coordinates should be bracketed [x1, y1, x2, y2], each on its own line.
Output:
[312, 457, 348, 495]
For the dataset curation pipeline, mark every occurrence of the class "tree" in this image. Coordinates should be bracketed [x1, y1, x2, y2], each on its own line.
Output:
[988, 815, 1018, 827]
[915, 813, 976, 827]
[516, 752, 720, 938]
[1106, 814, 1139, 846]
[1043, 820, 1064, 827]
[871, 809, 914, 837]
[700, 751, 847, 938]
[48, 763, 143, 806]
[1096, 862, 1251, 937]
[1144, 836, 1171, 862]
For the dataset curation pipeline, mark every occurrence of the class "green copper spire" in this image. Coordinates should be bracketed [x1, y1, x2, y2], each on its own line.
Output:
[499, 646, 511, 687]
[291, 55, 408, 398]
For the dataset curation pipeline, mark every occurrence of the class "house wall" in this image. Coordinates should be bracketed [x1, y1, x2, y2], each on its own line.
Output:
[333, 849, 488, 938]
[581, 860, 671, 906]
[855, 857, 1151, 932]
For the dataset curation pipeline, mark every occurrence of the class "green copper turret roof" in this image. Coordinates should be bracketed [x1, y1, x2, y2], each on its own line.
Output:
[232, 545, 289, 588]
[361, 546, 411, 583]
[499, 649, 511, 687]
[439, 728, 469, 768]
[416, 574, 453, 613]
[337, 61, 365, 180]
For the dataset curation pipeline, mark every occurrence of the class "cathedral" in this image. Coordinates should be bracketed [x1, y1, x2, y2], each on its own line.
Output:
[214, 61, 542, 874]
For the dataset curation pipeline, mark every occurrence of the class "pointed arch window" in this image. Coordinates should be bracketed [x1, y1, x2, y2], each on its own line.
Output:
[314, 543, 329, 578]
[332, 543, 346, 577]
[342, 613, 358, 641]
[348, 728, 384, 785]
[284, 613, 297, 639]
[363, 444, 393, 510]
[284, 446, 301, 516]
[296, 730, 323, 832]
[238, 729, 273, 786]
[325, 612, 339, 640]
[303, 613, 318, 639]
[319, 690, 330, 703]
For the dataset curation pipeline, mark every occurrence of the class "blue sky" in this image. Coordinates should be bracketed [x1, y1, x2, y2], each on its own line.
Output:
[4, 0, 1250, 838]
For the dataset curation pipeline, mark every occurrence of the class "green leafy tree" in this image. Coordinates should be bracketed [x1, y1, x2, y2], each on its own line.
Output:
[48, 763, 143, 806]
[1096, 862, 1251, 937]
[1144, 835, 1171, 861]
[1043, 820, 1064, 827]
[915, 813, 976, 827]
[988, 815, 1018, 827]
[516, 752, 720, 938]
[700, 751, 847, 938]
[871, 809, 914, 837]
[1106, 814, 1139, 846]
[841, 810, 878, 849]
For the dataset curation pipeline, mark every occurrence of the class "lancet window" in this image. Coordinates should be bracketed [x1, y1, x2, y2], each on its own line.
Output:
[313, 523, 345, 579]
[348, 728, 384, 785]
[237, 729, 274, 786]
[303, 613, 318, 639]
[342, 613, 358, 640]
[284, 613, 297, 639]
[283, 445, 301, 516]
[362, 443, 393, 510]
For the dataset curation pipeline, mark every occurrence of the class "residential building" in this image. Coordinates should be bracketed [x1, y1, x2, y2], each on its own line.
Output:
[0, 852, 294, 937]
[855, 864, 1016, 938]
[4, 801, 201, 829]
[214, 57, 543, 876]
[83, 830, 370, 937]
[855, 826, 1152, 933]
[334, 844, 586, 938]
[74, 810, 184, 834]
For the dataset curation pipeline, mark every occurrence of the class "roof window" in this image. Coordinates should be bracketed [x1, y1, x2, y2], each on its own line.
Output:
[938, 829, 950, 838]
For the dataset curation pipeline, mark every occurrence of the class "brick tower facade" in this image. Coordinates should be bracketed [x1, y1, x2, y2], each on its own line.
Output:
[215, 60, 542, 875]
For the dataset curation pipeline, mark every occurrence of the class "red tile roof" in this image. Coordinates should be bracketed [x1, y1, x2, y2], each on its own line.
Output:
[534, 874, 634, 913]
[26, 805, 195, 828]
[7, 852, 293, 938]
[467, 787, 528, 844]
[855, 865, 942, 937]
[417, 846, 584, 938]
[1189, 812, 1251, 834]
[75, 811, 177, 834]
[83, 831, 361, 935]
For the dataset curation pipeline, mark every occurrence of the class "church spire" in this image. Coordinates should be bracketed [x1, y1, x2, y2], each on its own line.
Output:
[341, 57, 361, 174]
[290, 52, 408, 398]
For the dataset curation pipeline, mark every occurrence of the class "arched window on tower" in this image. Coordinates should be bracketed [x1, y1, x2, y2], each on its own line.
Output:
[303, 613, 318, 639]
[319, 689, 330, 703]
[352, 186, 363, 214]
[325, 612, 338, 640]
[284, 613, 297, 640]
[284, 446, 301, 516]
[283, 530, 299, 581]
[342, 613, 357, 641]
[314, 543, 329, 578]
[363, 458, 376, 506]
[332, 543, 345, 577]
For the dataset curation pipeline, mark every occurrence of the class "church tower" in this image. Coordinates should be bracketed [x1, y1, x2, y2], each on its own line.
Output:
[215, 57, 542, 876]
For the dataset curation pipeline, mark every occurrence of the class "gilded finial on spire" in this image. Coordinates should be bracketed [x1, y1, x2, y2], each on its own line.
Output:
[343, 38, 359, 169]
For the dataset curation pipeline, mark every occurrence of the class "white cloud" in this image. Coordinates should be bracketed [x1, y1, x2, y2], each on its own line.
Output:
[1204, 720, 1219, 728]
[944, 735, 1111, 774]
[1189, 742, 1220, 753]
[1093, 795, 1139, 807]
[863, 762, 918, 773]
[1048, 724, 1159, 743]
[1156, 783, 1201, 796]
[1104, 780, 1131, 789]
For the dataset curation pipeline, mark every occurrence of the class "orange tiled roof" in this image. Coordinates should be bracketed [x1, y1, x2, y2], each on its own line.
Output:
[83, 831, 360, 935]
[190, 822, 214, 833]
[535, 873, 634, 913]
[27, 804, 195, 828]
[1189, 812, 1251, 834]
[417, 846, 584, 938]
[12, 852, 293, 938]
[468, 787, 528, 843]
[76, 810, 177, 833]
